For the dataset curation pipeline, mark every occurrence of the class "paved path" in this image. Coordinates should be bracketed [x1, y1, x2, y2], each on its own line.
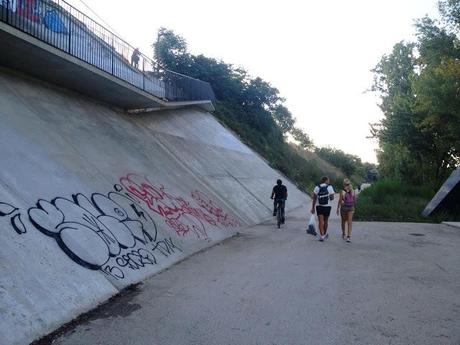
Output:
[47, 204, 460, 345]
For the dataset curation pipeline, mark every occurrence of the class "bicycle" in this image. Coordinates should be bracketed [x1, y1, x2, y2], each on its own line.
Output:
[274, 199, 285, 229]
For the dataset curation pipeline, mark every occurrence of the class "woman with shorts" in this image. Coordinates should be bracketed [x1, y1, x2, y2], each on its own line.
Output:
[337, 178, 356, 243]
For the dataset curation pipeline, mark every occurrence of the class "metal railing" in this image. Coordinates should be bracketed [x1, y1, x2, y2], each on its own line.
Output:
[0, 0, 215, 103]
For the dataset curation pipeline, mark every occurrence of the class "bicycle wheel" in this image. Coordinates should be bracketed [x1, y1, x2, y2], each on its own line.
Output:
[277, 206, 281, 228]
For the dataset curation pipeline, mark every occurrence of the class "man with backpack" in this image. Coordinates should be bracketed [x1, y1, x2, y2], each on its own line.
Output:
[311, 176, 335, 242]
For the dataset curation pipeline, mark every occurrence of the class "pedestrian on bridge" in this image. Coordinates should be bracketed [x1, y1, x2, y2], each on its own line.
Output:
[131, 48, 140, 69]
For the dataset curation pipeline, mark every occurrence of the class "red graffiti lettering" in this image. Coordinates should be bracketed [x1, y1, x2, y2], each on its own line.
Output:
[120, 173, 240, 239]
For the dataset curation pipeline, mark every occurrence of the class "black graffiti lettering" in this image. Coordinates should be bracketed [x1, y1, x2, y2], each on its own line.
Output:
[0, 202, 28, 235]
[164, 237, 182, 251]
[102, 265, 125, 280]
[11, 213, 27, 234]
[130, 203, 146, 219]
[152, 237, 183, 257]
[106, 191, 158, 242]
[116, 248, 157, 270]
[0, 176, 237, 279]
[142, 228, 154, 243]
[124, 193, 137, 202]
[0, 202, 18, 217]
[129, 226, 149, 246]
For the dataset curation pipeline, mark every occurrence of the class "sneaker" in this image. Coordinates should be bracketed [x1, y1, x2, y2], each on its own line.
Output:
[346, 237, 351, 243]
[324, 233, 329, 240]
[319, 236, 324, 242]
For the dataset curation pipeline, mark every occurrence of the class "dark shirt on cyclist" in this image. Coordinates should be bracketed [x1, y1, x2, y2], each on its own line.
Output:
[271, 184, 287, 200]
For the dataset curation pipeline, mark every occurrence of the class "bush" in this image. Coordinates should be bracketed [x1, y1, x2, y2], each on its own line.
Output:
[354, 179, 446, 222]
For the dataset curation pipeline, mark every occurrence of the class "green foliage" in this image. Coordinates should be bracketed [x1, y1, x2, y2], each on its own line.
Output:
[291, 128, 314, 151]
[376, 143, 417, 182]
[315, 147, 373, 180]
[354, 179, 448, 222]
[153, 27, 191, 72]
[153, 28, 371, 191]
[439, 0, 460, 28]
[371, 2, 460, 185]
[272, 105, 295, 135]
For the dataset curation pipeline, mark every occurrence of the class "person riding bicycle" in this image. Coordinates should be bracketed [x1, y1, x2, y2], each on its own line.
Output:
[271, 179, 288, 223]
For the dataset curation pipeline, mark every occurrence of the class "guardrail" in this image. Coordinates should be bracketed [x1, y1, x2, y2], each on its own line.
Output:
[0, 0, 215, 103]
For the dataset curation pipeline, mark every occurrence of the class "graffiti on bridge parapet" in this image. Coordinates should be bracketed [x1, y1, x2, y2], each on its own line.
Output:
[0, 174, 240, 279]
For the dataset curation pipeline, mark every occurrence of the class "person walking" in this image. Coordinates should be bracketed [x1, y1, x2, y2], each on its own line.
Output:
[336, 178, 356, 243]
[311, 176, 335, 242]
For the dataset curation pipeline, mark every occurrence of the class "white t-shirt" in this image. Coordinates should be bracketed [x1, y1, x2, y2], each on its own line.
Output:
[313, 183, 335, 207]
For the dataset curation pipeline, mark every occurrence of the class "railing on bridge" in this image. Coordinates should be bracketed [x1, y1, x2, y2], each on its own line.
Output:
[0, 0, 215, 103]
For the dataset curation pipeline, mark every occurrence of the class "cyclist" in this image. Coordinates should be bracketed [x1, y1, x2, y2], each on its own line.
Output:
[271, 179, 288, 224]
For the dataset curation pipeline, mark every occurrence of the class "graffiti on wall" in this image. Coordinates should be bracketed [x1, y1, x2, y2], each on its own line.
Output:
[119, 173, 241, 239]
[0, 174, 240, 279]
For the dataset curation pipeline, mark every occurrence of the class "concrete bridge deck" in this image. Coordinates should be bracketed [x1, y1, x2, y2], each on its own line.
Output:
[43, 205, 460, 345]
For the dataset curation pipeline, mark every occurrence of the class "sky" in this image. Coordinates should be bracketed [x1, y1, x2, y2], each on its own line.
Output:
[67, 0, 440, 163]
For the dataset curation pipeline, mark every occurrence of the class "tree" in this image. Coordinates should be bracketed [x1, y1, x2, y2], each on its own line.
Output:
[439, 0, 460, 29]
[291, 127, 314, 151]
[371, 1, 460, 184]
[371, 41, 417, 148]
[415, 16, 460, 67]
[153, 27, 191, 73]
[242, 77, 282, 110]
[315, 147, 361, 177]
[412, 59, 460, 179]
[272, 105, 295, 135]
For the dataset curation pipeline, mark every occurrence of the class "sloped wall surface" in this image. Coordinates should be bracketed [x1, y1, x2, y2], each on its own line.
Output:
[0, 68, 307, 345]
[422, 168, 460, 216]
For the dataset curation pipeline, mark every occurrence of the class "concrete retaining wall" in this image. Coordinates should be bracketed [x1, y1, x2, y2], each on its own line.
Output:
[422, 168, 460, 217]
[0, 68, 308, 344]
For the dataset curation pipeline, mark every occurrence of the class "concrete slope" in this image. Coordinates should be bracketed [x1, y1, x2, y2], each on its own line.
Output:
[422, 167, 460, 217]
[0, 67, 308, 345]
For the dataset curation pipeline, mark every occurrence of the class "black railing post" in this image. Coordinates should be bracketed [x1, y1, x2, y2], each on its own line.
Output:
[5, 0, 9, 24]
[142, 59, 145, 91]
[111, 37, 114, 75]
[68, 10, 71, 54]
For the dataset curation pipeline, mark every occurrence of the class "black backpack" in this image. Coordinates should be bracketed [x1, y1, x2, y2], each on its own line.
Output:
[317, 184, 329, 205]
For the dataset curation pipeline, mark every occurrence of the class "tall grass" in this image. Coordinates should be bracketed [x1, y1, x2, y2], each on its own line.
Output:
[354, 179, 446, 223]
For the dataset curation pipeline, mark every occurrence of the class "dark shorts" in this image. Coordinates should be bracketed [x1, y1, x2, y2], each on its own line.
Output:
[340, 205, 355, 216]
[316, 206, 331, 217]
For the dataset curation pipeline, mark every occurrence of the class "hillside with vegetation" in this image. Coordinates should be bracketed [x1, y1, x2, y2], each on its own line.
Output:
[152, 28, 373, 192]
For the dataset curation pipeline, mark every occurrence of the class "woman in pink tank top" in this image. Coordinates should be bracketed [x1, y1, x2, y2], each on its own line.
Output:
[336, 178, 356, 242]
